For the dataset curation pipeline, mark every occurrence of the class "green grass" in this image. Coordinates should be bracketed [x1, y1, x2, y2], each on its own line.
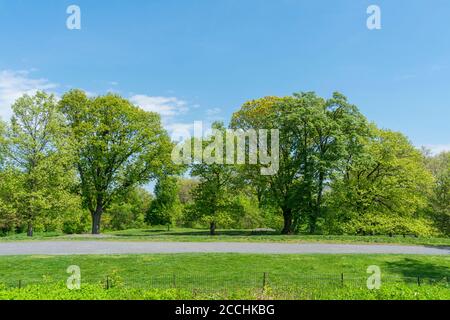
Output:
[0, 254, 448, 300]
[1, 227, 450, 247]
[0, 254, 448, 287]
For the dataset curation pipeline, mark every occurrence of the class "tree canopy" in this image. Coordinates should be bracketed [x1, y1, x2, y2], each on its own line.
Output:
[231, 92, 369, 234]
[0, 89, 447, 237]
[59, 90, 174, 234]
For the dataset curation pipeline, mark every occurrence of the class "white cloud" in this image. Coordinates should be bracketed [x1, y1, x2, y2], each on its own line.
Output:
[165, 122, 194, 141]
[165, 122, 194, 133]
[206, 107, 222, 116]
[129, 94, 188, 117]
[0, 70, 58, 121]
[423, 144, 450, 155]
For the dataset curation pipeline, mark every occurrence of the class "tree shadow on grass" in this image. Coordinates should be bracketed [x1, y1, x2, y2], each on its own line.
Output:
[385, 257, 450, 279]
[164, 230, 279, 236]
[113, 229, 279, 237]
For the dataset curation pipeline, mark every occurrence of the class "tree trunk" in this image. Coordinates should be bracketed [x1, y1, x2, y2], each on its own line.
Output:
[209, 221, 216, 236]
[281, 207, 293, 235]
[27, 223, 33, 237]
[309, 171, 324, 234]
[308, 215, 317, 234]
[91, 203, 103, 235]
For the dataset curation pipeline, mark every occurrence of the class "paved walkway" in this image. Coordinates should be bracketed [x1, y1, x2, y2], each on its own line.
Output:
[0, 241, 448, 256]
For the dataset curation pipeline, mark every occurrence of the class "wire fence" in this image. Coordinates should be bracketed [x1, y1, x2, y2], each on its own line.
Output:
[1, 271, 449, 293]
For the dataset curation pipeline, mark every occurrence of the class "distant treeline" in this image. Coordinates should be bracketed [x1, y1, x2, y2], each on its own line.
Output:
[0, 90, 448, 236]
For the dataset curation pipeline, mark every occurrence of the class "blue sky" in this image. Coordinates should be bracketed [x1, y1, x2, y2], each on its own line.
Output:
[0, 0, 449, 153]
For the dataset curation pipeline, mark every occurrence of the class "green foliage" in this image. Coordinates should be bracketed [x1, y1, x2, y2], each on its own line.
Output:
[177, 178, 199, 205]
[0, 170, 20, 233]
[59, 90, 174, 234]
[231, 92, 370, 234]
[146, 176, 180, 227]
[61, 207, 90, 234]
[0, 120, 6, 167]
[424, 151, 450, 235]
[187, 122, 242, 234]
[103, 187, 152, 231]
[0, 283, 194, 300]
[0, 89, 448, 239]
[228, 194, 264, 229]
[0, 282, 448, 300]
[3, 92, 77, 236]
[327, 128, 436, 236]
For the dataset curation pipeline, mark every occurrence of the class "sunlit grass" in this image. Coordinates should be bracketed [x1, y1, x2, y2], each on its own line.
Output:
[1, 227, 449, 247]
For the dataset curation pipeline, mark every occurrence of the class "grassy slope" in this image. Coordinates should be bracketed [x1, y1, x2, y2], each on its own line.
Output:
[1, 228, 450, 247]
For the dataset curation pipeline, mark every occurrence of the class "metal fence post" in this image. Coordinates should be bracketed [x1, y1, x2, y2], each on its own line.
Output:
[341, 273, 344, 287]
[18, 280, 22, 289]
[106, 276, 110, 290]
[417, 276, 421, 286]
[262, 272, 268, 293]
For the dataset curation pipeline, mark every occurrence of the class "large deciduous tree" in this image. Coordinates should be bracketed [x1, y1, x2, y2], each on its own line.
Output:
[187, 122, 240, 235]
[231, 92, 369, 234]
[59, 90, 173, 234]
[145, 175, 181, 228]
[328, 128, 436, 236]
[6, 92, 75, 236]
[425, 151, 450, 235]
[231, 96, 301, 234]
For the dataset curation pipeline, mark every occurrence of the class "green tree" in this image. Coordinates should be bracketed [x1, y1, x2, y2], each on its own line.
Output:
[107, 187, 153, 230]
[231, 96, 300, 234]
[328, 128, 436, 236]
[146, 176, 180, 228]
[0, 169, 20, 234]
[177, 178, 199, 205]
[6, 92, 76, 236]
[231, 92, 369, 234]
[0, 120, 7, 167]
[425, 151, 450, 235]
[0, 121, 15, 234]
[187, 122, 241, 235]
[59, 90, 173, 234]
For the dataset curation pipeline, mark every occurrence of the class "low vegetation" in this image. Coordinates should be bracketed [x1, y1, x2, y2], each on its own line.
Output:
[1, 283, 449, 300]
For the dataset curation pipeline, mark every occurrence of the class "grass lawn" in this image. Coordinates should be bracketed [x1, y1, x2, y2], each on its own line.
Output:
[0, 254, 448, 286]
[0, 254, 448, 300]
[1, 227, 450, 247]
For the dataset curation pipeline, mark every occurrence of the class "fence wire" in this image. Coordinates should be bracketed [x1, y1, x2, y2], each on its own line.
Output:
[1, 271, 448, 293]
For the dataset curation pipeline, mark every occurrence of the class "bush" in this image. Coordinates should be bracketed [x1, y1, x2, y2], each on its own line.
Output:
[338, 213, 438, 237]
[104, 188, 152, 231]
